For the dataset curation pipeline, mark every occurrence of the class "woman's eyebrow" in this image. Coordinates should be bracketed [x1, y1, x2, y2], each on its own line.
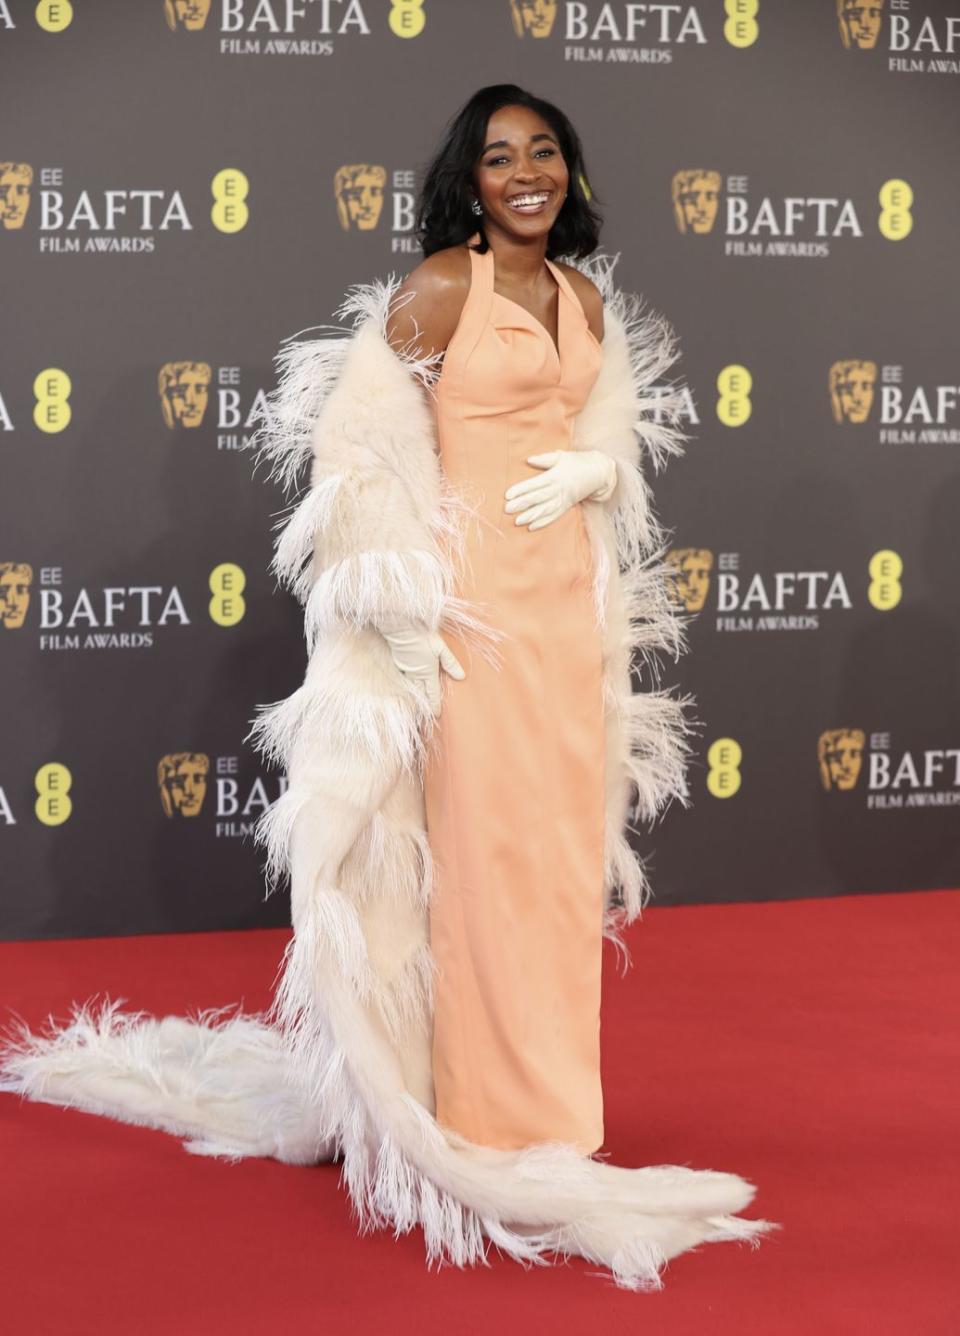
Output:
[481, 132, 557, 153]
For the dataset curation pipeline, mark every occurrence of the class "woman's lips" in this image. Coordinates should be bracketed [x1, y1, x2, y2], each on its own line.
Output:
[504, 192, 551, 214]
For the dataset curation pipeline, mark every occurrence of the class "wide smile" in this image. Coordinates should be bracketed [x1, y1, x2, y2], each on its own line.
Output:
[504, 190, 552, 215]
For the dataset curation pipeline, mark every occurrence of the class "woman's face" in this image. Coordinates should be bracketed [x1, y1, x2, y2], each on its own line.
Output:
[472, 103, 569, 240]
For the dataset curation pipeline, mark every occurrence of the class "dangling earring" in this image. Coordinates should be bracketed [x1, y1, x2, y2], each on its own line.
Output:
[471, 197, 483, 216]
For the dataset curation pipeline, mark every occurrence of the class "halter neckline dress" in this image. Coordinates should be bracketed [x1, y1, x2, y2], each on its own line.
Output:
[422, 231, 606, 1153]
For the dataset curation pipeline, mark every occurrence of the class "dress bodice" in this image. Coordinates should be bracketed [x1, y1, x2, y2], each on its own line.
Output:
[436, 230, 603, 433]
[432, 231, 603, 538]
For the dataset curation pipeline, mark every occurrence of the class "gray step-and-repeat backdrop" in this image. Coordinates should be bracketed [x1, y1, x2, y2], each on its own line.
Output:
[2, 2, 958, 940]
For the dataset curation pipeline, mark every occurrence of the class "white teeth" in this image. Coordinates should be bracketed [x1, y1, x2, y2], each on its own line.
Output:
[507, 193, 549, 209]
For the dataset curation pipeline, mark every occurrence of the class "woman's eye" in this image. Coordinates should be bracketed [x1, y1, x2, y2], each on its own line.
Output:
[485, 148, 555, 167]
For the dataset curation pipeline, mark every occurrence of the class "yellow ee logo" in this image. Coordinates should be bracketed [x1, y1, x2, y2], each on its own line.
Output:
[35, 762, 72, 825]
[868, 549, 902, 610]
[36, 0, 74, 31]
[717, 365, 752, 427]
[211, 169, 249, 233]
[724, 0, 758, 47]
[209, 563, 246, 625]
[388, 0, 425, 37]
[33, 368, 72, 433]
[878, 179, 913, 241]
[707, 737, 742, 798]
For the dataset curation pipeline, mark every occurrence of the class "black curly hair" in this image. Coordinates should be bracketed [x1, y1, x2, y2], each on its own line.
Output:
[415, 84, 603, 260]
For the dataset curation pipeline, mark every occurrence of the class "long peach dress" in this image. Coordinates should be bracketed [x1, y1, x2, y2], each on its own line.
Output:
[422, 230, 605, 1153]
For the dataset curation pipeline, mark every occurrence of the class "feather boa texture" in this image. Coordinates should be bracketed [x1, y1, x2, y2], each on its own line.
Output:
[0, 249, 774, 1290]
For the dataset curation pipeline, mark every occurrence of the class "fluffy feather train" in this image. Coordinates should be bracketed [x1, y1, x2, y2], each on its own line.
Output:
[0, 252, 773, 1290]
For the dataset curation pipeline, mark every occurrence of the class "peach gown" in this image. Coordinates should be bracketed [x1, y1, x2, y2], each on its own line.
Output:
[422, 231, 606, 1154]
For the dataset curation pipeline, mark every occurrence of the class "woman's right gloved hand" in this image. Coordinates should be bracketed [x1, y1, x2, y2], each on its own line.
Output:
[377, 615, 465, 716]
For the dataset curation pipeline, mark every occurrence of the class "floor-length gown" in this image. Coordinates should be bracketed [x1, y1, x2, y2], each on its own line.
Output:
[422, 231, 606, 1153]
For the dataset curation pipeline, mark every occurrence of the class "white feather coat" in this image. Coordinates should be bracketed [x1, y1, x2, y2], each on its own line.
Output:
[0, 252, 772, 1290]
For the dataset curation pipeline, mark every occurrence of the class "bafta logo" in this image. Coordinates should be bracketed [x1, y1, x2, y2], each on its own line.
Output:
[159, 361, 211, 429]
[0, 162, 33, 229]
[836, 0, 884, 50]
[829, 359, 877, 424]
[334, 165, 387, 231]
[163, 0, 212, 31]
[0, 562, 32, 629]
[666, 548, 714, 613]
[671, 170, 721, 235]
[510, 0, 557, 38]
[157, 752, 209, 818]
[818, 728, 865, 791]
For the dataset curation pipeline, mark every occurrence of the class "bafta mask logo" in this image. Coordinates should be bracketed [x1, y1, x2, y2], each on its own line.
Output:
[159, 361, 211, 429]
[509, 0, 557, 38]
[158, 752, 209, 818]
[335, 165, 387, 231]
[0, 562, 32, 629]
[829, 359, 877, 424]
[836, 0, 884, 50]
[163, 0, 212, 30]
[0, 162, 33, 229]
[818, 728, 865, 791]
[666, 548, 714, 613]
[672, 170, 722, 235]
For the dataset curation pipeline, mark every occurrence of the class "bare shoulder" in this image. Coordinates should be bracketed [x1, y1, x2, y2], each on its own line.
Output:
[386, 245, 471, 359]
[555, 261, 604, 344]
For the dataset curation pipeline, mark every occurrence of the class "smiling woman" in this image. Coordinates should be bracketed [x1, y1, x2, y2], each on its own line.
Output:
[0, 83, 772, 1293]
[373, 83, 771, 1279]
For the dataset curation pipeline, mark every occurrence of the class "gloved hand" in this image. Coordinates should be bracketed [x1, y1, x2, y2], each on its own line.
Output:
[504, 449, 618, 531]
[377, 615, 465, 716]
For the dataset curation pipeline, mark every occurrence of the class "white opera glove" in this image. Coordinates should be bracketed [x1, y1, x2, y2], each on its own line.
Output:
[377, 615, 465, 716]
[503, 449, 618, 531]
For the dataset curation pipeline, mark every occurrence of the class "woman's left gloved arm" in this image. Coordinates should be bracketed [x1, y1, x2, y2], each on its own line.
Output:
[503, 449, 618, 531]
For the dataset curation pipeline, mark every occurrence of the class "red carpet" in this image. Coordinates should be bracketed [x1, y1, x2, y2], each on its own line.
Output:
[1, 890, 957, 1335]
